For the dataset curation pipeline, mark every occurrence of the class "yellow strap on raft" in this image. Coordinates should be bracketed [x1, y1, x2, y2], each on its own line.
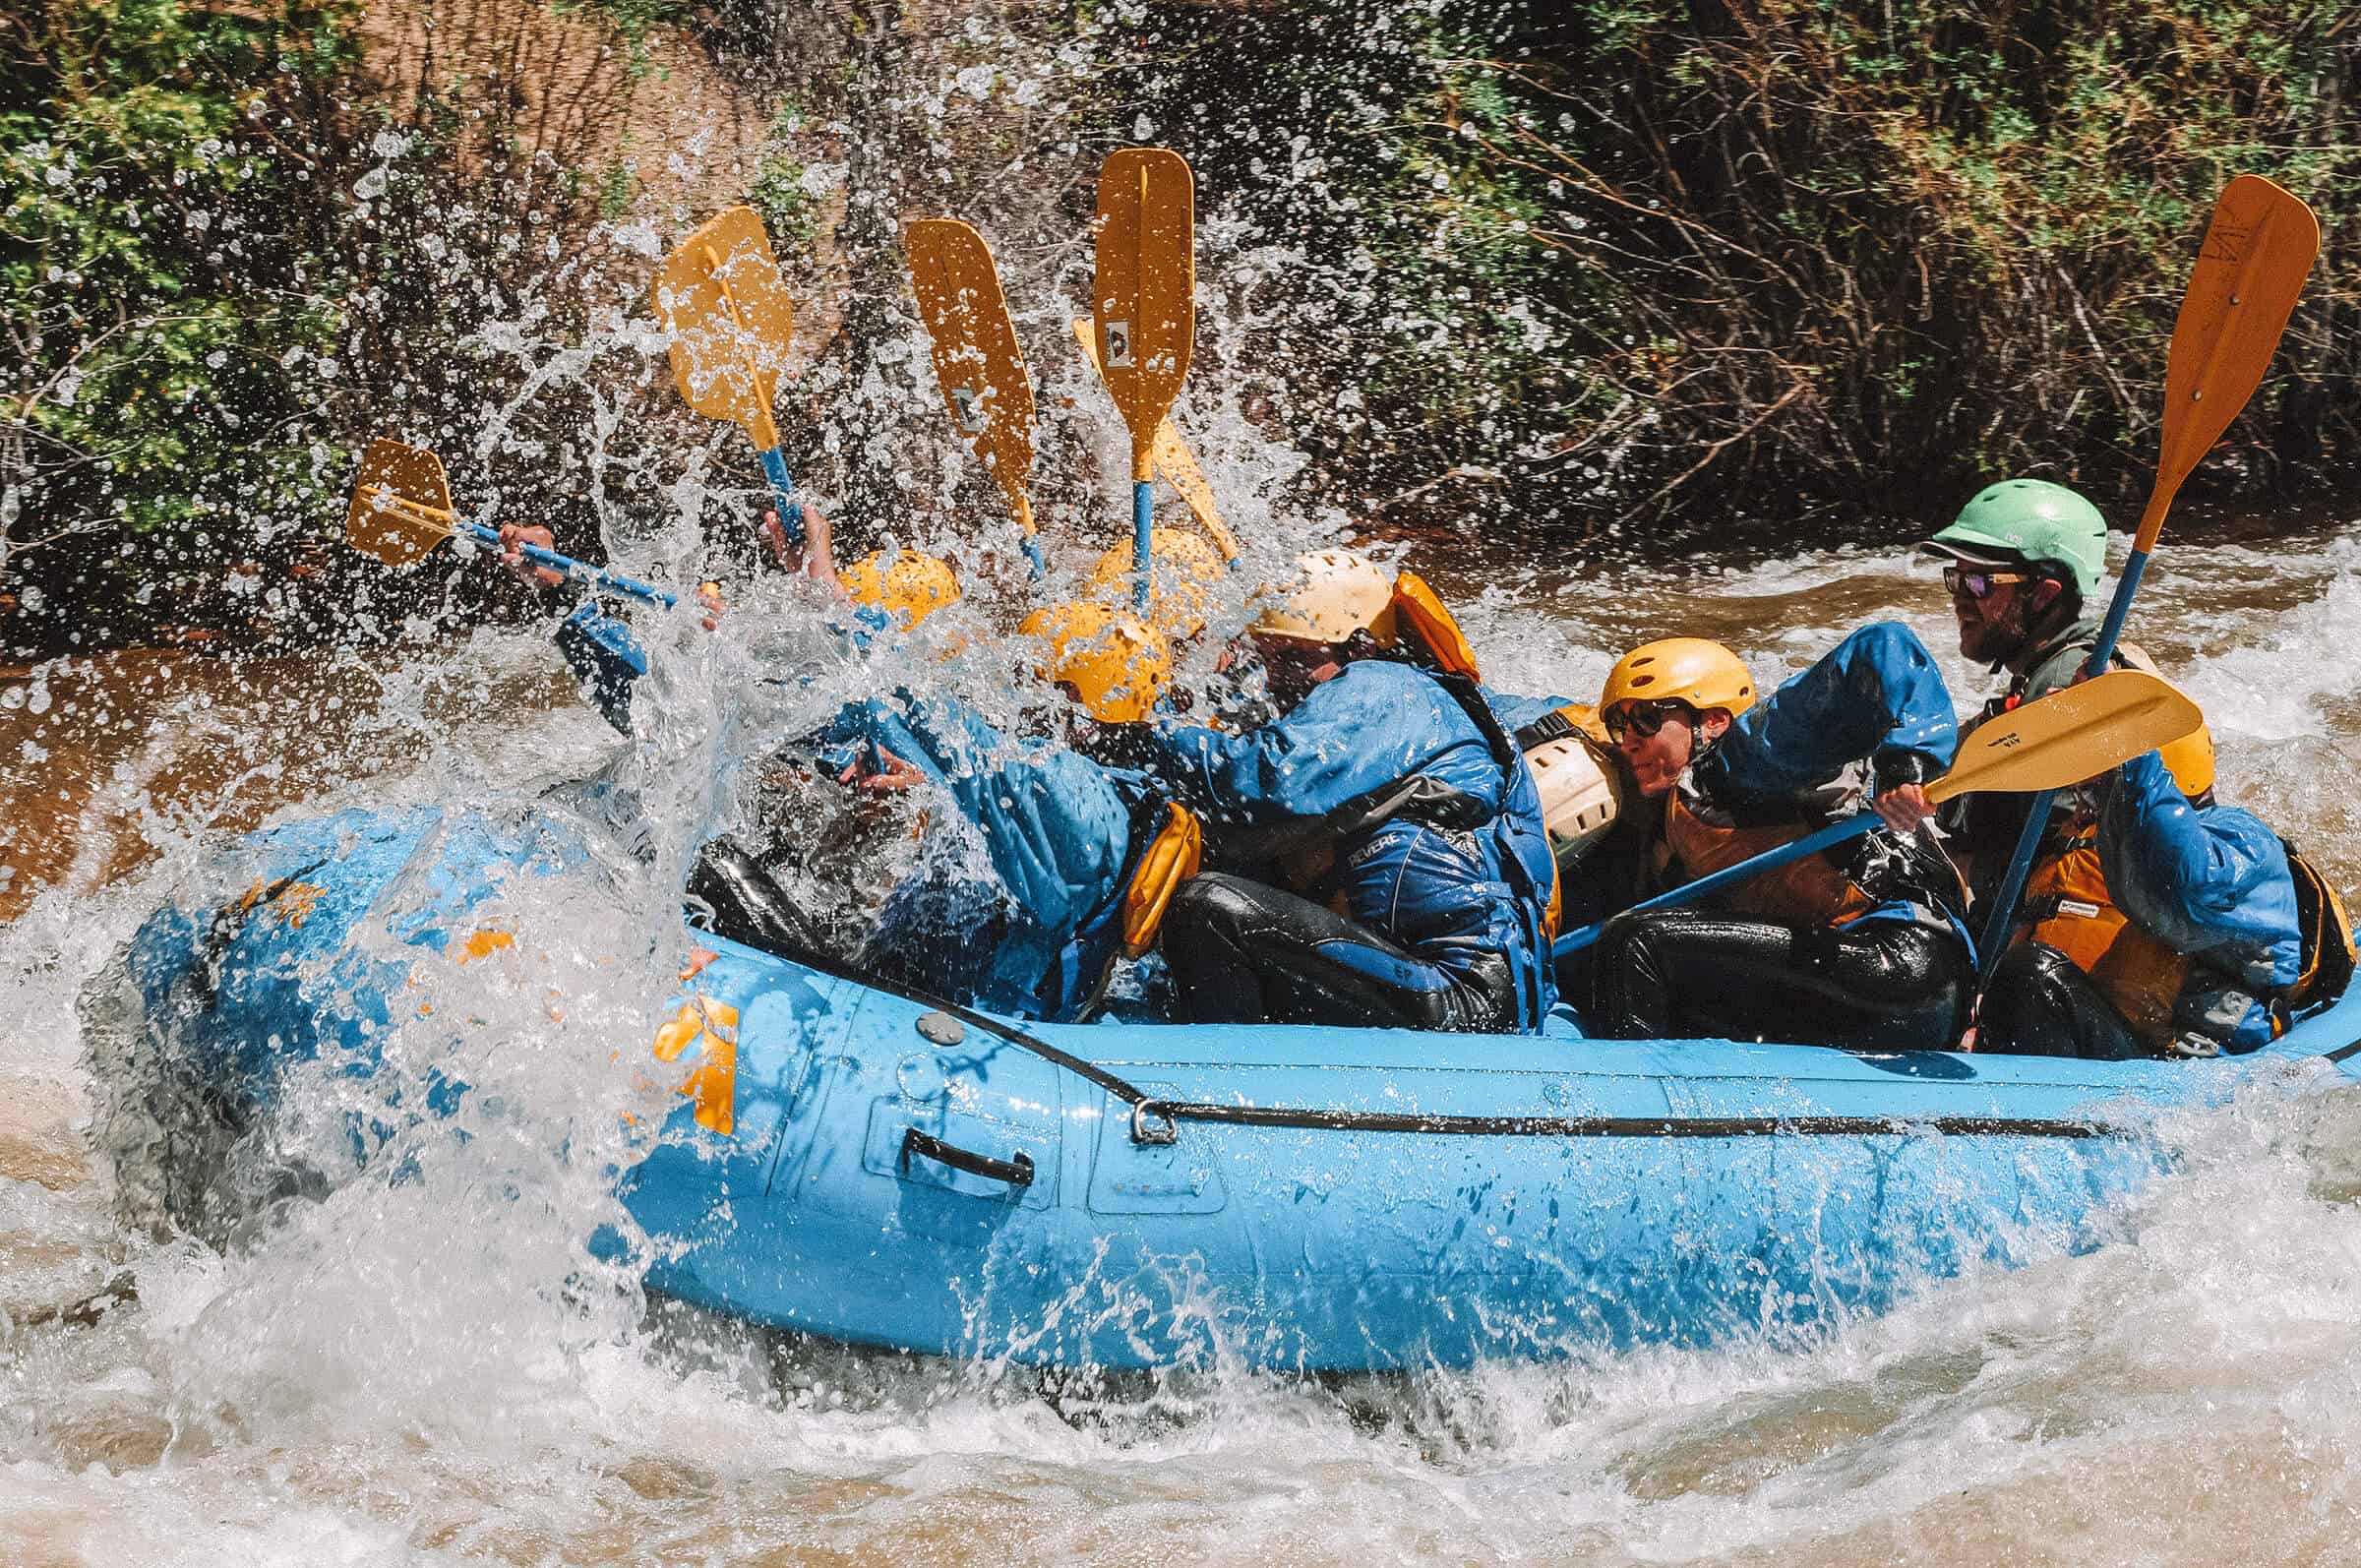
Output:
[1391, 572, 1483, 682]
[650, 996, 740, 1135]
[1121, 801, 1204, 958]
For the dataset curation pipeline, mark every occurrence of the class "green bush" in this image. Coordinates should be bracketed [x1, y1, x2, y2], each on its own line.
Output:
[1, 0, 361, 644]
[1119, 0, 2361, 540]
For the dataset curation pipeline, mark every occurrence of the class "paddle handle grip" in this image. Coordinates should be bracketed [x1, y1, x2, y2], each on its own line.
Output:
[461, 522, 678, 608]
[1551, 813, 1879, 959]
[1131, 479, 1154, 610]
[1970, 545, 2151, 982]
[757, 447, 806, 548]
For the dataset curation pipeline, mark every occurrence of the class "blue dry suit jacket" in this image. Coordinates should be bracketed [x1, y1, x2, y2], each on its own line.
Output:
[2095, 747, 2301, 1050]
[552, 601, 1147, 1023]
[1697, 622, 1957, 803]
[1687, 622, 1964, 935]
[810, 694, 1148, 1023]
[1140, 658, 1560, 1031]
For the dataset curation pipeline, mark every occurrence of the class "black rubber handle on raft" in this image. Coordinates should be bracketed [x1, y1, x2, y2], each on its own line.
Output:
[900, 1127, 1035, 1188]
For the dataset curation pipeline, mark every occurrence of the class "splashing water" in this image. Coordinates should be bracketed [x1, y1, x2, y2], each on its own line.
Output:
[9, 508, 2361, 1562]
[9, 14, 2361, 1551]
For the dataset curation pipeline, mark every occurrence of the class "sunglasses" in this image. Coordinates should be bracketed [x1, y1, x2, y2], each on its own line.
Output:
[1943, 566, 2032, 600]
[1603, 697, 1697, 742]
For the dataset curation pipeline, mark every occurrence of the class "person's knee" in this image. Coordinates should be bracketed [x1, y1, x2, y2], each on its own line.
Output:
[1170, 872, 1258, 921]
[1164, 873, 1257, 948]
[1835, 923, 1966, 1001]
[1987, 940, 2078, 1006]
[1592, 908, 1680, 974]
[1589, 910, 1692, 1038]
[1981, 940, 2137, 1058]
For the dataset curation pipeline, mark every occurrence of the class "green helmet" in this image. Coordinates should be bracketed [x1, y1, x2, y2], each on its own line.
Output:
[1923, 479, 2108, 597]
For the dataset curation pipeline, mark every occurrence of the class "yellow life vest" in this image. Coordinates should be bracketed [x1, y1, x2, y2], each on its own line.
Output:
[1119, 801, 1203, 958]
[2280, 842, 2354, 1018]
[1391, 572, 1483, 682]
[1660, 793, 1876, 928]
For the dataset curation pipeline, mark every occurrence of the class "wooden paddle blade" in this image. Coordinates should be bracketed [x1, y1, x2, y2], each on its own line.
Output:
[1069, 316, 1235, 558]
[1927, 670, 2203, 804]
[906, 218, 1037, 527]
[1147, 416, 1237, 560]
[653, 206, 796, 448]
[345, 438, 456, 568]
[2138, 175, 2320, 550]
[1091, 148, 1194, 478]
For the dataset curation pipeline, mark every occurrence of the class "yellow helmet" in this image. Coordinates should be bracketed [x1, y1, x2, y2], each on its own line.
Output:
[842, 549, 960, 630]
[1600, 637, 1757, 719]
[1087, 527, 1227, 638]
[2117, 643, 2215, 797]
[1018, 600, 1172, 723]
[2158, 725, 2216, 799]
[1247, 548, 1396, 646]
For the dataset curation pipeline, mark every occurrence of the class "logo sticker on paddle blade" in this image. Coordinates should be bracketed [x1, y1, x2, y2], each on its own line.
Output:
[1092, 148, 1195, 476]
[950, 385, 989, 434]
[905, 217, 1037, 527]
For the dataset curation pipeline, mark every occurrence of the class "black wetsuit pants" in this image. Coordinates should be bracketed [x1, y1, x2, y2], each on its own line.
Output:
[1590, 908, 1968, 1051]
[1976, 940, 2149, 1060]
[1160, 872, 1520, 1033]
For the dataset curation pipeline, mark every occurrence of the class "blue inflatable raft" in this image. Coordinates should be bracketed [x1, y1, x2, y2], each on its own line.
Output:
[104, 803, 2361, 1372]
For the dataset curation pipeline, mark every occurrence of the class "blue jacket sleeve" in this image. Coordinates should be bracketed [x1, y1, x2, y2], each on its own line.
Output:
[1701, 622, 1958, 800]
[1487, 692, 1583, 735]
[554, 598, 890, 738]
[826, 694, 1135, 942]
[555, 603, 648, 735]
[1142, 661, 1496, 825]
[2098, 750, 2301, 984]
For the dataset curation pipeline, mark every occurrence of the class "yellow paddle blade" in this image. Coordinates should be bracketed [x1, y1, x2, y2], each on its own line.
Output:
[653, 205, 796, 451]
[1927, 669, 2203, 805]
[1091, 148, 1194, 480]
[1069, 316, 1236, 560]
[906, 218, 1037, 533]
[2135, 175, 2320, 551]
[345, 438, 458, 568]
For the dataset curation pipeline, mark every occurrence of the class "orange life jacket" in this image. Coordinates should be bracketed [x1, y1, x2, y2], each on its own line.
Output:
[2016, 818, 2191, 1047]
[1660, 793, 1876, 928]
[2285, 844, 2356, 1016]
[1119, 802, 1204, 958]
[2018, 819, 2356, 1047]
[1391, 572, 1483, 682]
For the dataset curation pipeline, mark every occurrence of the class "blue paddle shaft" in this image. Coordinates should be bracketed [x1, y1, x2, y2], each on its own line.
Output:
[1971, 546, 2152, 981]
[1132, 480, 1154, 610]
[461, 521, 677, 608]
[1551, 812, 1880, 958]
[758, 447, 806, 548]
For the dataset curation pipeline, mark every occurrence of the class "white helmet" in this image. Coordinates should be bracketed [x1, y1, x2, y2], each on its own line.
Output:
[1247, 548, 1397, 645]
[1523, 708, 1623, 868]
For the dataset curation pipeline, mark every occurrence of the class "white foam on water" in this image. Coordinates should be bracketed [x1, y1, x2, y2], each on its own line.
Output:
[13, 521, 2361, 1562]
